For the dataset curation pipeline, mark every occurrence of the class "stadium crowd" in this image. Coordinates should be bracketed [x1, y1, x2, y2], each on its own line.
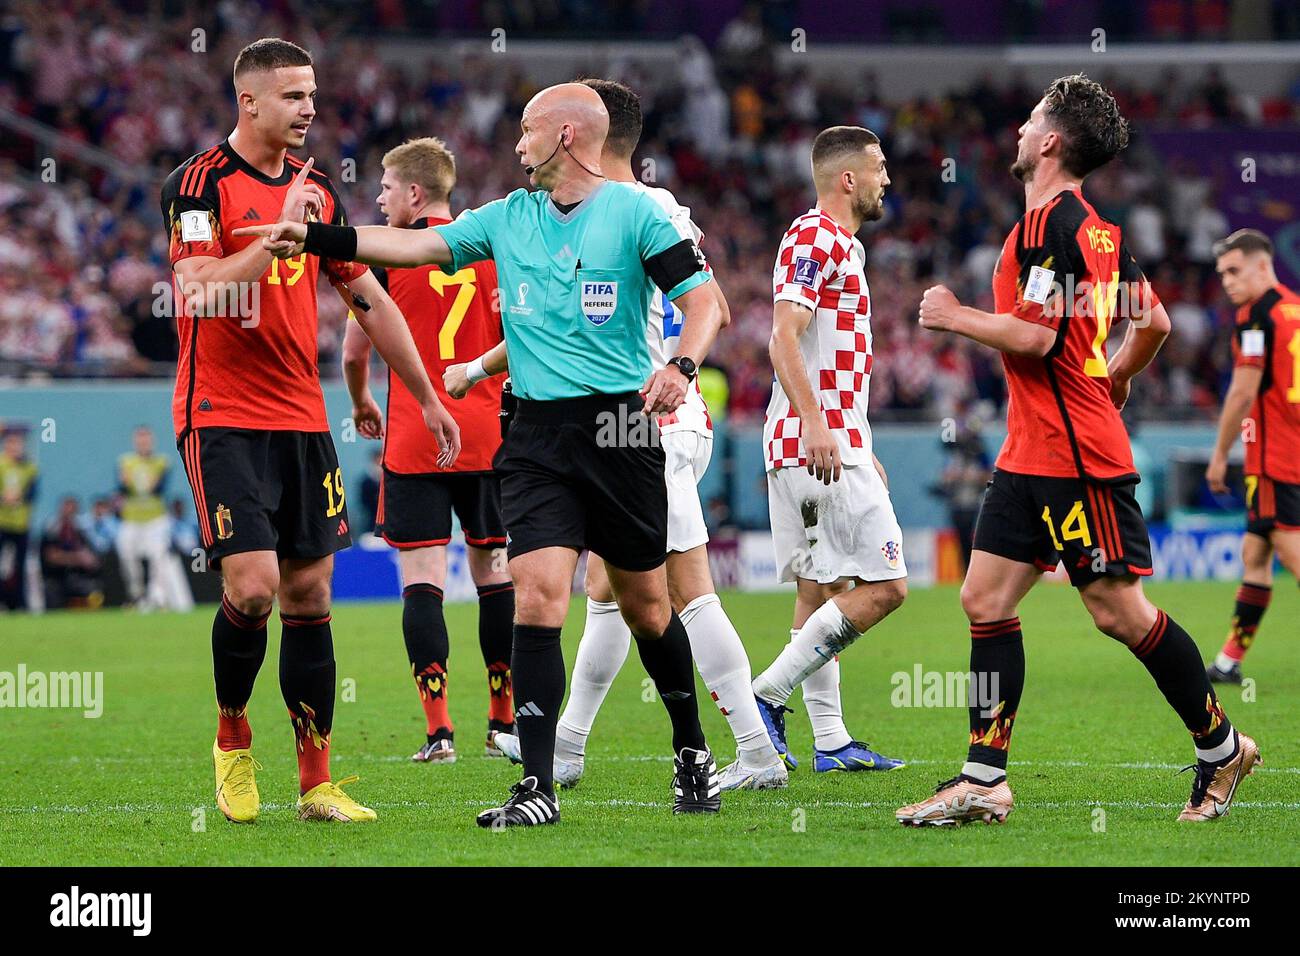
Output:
[1, 1, 1298, 421]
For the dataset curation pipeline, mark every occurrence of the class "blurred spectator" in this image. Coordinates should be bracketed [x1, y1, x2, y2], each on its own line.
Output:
[0, 0, 1294, 426]
[80, 496, 121, 555]
[40, 496, 103, 609]
[359, 448, 383, 534]
[929, 407, 994, 570]
[0, 426, 38, 610]
[115, 424, 177, 609]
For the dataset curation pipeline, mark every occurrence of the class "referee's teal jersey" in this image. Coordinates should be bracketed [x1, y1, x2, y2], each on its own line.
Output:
[436, 181, 711, 401]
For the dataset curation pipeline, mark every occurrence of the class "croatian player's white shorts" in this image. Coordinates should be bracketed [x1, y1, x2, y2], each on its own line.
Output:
[768, 463, 907, 584]
[663, 430, 712, 554]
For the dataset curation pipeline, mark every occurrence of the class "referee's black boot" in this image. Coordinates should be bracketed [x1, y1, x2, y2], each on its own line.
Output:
[673, 747, 721, 814]
[475, 776, 560, 828]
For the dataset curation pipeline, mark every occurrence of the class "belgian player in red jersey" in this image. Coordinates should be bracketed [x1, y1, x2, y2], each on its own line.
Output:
[897, 74, 1258, 826]
[160, 39, 461, 824]
[1205, 229, 1300, 684]
[341, 138, 515, 764]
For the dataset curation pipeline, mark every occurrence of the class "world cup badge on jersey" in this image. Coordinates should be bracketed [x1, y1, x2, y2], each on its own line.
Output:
[881, 540, 901, 569]
[214, 504, 234, 541]
[581, 281, 618, 327]
[508, 281, 534, 319]
[793, 256, 819, 287]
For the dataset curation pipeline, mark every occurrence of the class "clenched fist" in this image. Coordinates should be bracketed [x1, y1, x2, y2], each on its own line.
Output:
[918, 284, 961, 332]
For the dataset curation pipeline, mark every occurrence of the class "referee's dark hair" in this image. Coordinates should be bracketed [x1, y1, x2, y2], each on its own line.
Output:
[811, 126, 880, 176]
[1041, 73, 1129, 178]
[233, 37, 313, 85]
[1213, 228, 1273, 260]
[580, 78, 642, 157]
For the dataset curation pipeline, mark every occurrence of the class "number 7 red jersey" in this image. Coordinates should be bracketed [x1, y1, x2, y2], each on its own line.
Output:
[374, 217, 504, 474]
[991, 188, 1160, 481]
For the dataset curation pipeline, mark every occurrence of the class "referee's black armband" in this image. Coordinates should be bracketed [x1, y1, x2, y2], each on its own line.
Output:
[304, 221, 358, 261]
[644, 239, 706, 294]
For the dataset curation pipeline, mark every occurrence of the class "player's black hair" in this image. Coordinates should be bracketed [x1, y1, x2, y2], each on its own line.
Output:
[233, 37, 313, 83]
[1041, 74, 1129, 178]
[580, 78, 642, 157]
[811, 126, 880, 172]
[1213, 228, 1273, 259]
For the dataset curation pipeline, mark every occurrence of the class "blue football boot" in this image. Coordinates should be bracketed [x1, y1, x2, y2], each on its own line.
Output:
[754, 695, 798, 771]
[813, 740, 905, 772]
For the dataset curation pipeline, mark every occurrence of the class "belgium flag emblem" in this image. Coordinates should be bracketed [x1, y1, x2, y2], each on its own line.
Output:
[215, 504, 234, 540]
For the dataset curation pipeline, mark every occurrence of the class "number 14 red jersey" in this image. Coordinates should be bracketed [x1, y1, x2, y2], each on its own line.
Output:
[376, 217, 503, 474]
[992, 189, 1159, 481]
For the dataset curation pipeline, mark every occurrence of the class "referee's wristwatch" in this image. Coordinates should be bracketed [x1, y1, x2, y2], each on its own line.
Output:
[666, 356, 697, 381]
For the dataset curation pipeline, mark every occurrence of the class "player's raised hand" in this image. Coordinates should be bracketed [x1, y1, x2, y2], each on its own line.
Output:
[640, 364, 688, 415]
[1205, 454, 1230, 494]
[352, 393, 384, 440]
[232, 219, 308, 258]
[422, 401, 462, 468]
[279, 156, 325, 223]
[918, 284, 960, 332]
[803, 417, 842, 485]
[443, 363, 474, 400]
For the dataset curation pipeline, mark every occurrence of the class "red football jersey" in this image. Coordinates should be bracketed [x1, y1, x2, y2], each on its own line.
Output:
[377, 217, 504, 474]
[1232, 283, 1300, 483]
[160, 141, 367, 436]
[992, 189, 1159, 480]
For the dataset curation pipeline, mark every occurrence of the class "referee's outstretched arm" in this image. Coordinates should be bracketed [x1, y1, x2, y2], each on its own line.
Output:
[234, 217, 456, 270]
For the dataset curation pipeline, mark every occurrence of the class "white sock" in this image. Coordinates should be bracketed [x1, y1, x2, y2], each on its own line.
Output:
[679, 593, 781, 769]
[802, 650, 852, 752]
[1214, 652, 1238, 671]
[960, 761, 1006, 784]
[555, 598, 630, 761]
[1196, 729, 1238, 765]
[752, 598, 860, 706]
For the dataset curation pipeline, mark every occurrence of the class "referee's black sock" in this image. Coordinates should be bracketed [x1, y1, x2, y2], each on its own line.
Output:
[635, 611, 706, 755]
[1132, 610, 1234, 759]
[512, 623, 565, 797]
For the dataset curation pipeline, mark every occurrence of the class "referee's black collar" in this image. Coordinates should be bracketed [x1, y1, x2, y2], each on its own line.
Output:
[546, 181, 607, 222]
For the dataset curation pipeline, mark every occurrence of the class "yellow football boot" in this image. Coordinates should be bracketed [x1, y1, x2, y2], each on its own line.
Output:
[295, 775, 377, 822]
[212, 740, 262, 824]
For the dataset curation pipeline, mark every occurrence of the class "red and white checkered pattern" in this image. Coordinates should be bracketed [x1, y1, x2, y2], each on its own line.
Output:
[764, 209, 875, 470]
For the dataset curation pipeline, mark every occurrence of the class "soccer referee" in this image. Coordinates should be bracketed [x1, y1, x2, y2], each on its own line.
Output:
[238, 83, 727, 827]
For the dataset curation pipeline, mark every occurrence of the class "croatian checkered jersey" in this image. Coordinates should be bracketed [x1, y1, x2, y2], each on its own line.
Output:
[764, 208, 874, 470]
[634, 182, 712, 436]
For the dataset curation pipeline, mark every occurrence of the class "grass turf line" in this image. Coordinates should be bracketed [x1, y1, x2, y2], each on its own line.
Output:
[0, 581, 1295, 866]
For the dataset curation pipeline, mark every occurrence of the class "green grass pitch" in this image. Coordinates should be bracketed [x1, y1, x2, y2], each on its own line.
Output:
[1, 580, 1295, 866]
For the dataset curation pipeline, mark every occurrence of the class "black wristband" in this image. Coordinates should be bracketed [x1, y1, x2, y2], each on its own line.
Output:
[304, 221, 358, 261]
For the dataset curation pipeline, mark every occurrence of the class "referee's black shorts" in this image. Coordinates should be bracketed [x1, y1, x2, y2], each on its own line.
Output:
[494, 391, 667, 572]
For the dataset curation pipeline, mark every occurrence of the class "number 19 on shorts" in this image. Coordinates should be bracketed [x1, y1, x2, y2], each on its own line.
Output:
[323, 467, 346, 517]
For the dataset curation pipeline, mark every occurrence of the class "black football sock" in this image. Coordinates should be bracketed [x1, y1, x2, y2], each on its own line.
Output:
[403, 583, 452, 741]
[512, 624, 565, 796]
[634, 611, 707, 755]
[477, 582, 516, 731]
[1132, 610, 1232, 758]
[213, 594, 269, 750]
[279, 612, 336, 793]
[1219, 582, 1270, 664]
[965, 618, 1025, 779]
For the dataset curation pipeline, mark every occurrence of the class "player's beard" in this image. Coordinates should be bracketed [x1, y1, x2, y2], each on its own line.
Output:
[855, 189, 885, 223]
[1011, 153, 1036, 183]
